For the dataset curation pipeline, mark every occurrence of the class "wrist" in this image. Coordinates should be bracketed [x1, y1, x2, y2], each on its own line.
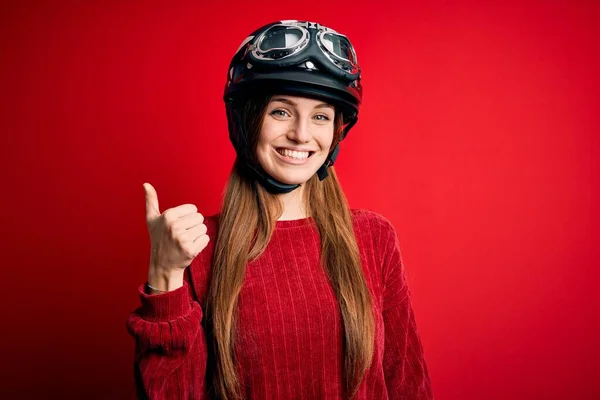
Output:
[147, 266, 184, 293]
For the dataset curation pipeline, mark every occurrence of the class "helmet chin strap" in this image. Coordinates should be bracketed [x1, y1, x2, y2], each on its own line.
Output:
[245, 161, 301, 194]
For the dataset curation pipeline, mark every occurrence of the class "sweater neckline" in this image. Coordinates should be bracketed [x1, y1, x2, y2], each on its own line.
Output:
[275, 216, 314, 229]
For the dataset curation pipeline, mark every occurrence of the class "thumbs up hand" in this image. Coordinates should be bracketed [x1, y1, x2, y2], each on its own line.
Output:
[143, 182, 210, 291]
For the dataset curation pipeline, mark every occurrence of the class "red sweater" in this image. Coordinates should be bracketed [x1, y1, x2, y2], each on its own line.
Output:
[126, 209, 433, 399]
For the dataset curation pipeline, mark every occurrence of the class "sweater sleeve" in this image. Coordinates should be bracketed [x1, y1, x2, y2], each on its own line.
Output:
[380, 219, 434, 399]
[126, 267, 209, 399]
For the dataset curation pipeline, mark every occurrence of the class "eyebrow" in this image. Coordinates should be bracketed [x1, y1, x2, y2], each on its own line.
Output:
[271, 97, 334, 110]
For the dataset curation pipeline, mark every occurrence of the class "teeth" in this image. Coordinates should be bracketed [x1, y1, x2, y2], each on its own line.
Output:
[277, 148, 310, 159]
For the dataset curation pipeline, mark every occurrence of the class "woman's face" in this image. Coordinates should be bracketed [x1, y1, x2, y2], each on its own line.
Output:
[256, 95, 335, 186]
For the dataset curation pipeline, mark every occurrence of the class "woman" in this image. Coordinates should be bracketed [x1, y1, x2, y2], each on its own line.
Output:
[127, 20, 433, 400]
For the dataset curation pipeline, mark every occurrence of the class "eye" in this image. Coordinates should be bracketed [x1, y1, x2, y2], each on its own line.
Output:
[271, 109, 290, 117]
[313, 114, 331, 121]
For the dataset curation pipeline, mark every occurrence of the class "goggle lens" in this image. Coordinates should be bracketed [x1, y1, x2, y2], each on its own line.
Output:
[321, 33, 356, 64]
[258, 26, 305, 59]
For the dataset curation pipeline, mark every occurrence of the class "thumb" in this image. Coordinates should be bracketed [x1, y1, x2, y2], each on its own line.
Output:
[143, 182, 160, 220]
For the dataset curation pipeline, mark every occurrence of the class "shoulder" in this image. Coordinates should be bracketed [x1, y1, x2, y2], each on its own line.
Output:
[349, 208, 400, 259]
[350, 207, 401, 256]
[349, 209, 403, 290]
[350, 208, 397, 237]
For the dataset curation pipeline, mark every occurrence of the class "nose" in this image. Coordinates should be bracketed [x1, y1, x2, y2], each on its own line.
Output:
[287, 115, 311, 143]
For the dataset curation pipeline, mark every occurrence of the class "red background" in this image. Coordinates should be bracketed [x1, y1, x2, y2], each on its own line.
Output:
[1, 1, 598, 399]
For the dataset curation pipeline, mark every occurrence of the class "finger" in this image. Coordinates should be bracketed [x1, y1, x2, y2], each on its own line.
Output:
[181, 223, 207, 240]
[191, 234, 210, 253]
[173, 214, 205, 231]
[143, 182, 160, 220]
[164, 204, 199, 220]
[180, 233, 209, 259]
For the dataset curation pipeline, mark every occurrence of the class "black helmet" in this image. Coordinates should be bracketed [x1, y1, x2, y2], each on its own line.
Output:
[223, 20, 362, 194]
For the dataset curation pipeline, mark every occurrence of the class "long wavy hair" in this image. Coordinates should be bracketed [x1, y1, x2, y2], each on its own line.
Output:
[204, 93, 375, 400]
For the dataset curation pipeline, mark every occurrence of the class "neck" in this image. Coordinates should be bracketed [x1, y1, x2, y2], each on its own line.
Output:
[276, 184, 309, 221]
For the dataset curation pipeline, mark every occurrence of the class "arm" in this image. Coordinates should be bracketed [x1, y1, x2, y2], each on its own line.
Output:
[381, 221, 433, 399]
[126, 267, 209, 399]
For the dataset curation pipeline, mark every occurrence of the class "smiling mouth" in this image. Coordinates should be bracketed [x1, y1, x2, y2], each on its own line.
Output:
[275, 147, 316, 160]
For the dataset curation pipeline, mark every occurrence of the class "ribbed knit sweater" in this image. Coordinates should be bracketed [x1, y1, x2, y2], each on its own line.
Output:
[126, 209, 433, 399]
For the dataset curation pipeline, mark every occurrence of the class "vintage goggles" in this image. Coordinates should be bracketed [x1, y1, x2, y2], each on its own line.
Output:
[247, 21, 360, 80]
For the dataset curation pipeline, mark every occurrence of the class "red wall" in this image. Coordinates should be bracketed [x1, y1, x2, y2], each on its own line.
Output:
[2, 1, 598, 398]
